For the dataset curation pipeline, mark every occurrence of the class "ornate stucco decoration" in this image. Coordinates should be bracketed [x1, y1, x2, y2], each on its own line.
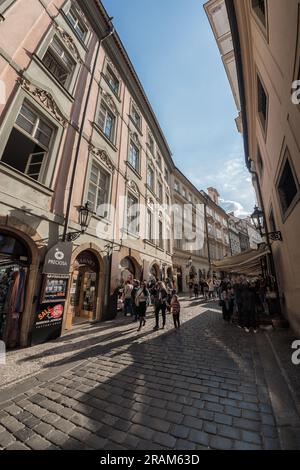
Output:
[89, 144, 115, 172]
[54, 25, 83, 64]
[129, 131, 141, 148]
[147, 197, 154, 207]
[100, 88, 119, 115]
[127, 180, 139, 195]
[19, 77, 68, 126]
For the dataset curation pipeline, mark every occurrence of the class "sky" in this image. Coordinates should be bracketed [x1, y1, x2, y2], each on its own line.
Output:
[101, 0, 256, 217]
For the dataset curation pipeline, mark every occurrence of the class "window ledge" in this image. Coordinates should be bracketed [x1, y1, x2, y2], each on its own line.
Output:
[92, 122, 118, 152]
[31, 54, 75, 103]
[120, 228, 140, 240]
[0, 162, 54, 196]
[144, 239, 156, 248]
[126, 161, 142, 180]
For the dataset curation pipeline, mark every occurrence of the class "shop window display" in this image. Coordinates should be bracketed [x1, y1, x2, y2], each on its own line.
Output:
[0, 233, 29, 349]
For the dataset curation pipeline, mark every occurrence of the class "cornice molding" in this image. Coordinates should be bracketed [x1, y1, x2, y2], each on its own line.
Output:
[54, 24, 83, 64]
[89, 144, 115, 172]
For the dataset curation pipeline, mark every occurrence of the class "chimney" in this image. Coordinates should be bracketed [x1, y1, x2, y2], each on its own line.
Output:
[207, 187, 220, 205]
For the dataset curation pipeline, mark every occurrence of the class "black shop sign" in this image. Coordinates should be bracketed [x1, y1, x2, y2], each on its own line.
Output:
[43, 242, 73, 275]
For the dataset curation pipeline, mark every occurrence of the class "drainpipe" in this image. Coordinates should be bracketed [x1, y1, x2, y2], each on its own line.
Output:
[62, 19, 115, 242]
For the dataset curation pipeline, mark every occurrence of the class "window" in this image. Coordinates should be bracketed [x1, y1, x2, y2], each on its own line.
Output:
[147, 209, 153, 242]
[0, 0, 15, 15]
[164, 168, 169, 182]
[157, 153, 162, 169]
[97, 101, 116, 142]
[257, 146, 264, 174]
[106, 66, 120, 96]
[127, 193, 139, 235]
[157, 180, 163, 201]
[128, 141, 140, 172]
[1, 102, 54, 182]
[257, 75, 268, 132]
[87, 162, 110, 213]
[131, 104, 141, 130]
[182, 187, 187, 199]
[166, 228, 171, 253]
[147, 165, 155, 192]
[147, 132, 154, 155]
[174, 180, 180, 192]
[67, 5, 88, 41]
[158, 220, 164, 249]
[42, 37, 75, 87]
[251, 0, 267, 29]
[188, 193, 192, 202]
[277, 154, 299, 215]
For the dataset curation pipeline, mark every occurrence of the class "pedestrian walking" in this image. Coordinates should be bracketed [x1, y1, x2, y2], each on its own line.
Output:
[208, 278, 215, 300]
[238, 278, 259, 333]
[123, 280, 133, 316]
[188, 281, 194, 299]
[220, 287, 234, 322]
[193, 282, 199, 299]
[153, 281, 168, 330]
[171, 294, 181, 329]
[131, 280, 140, 322]
[135, 281, 150, 332]
[203, 279, 209, 300]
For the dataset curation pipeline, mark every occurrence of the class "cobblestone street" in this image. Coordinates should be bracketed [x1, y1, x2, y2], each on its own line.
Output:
[0, 299, 299, 451]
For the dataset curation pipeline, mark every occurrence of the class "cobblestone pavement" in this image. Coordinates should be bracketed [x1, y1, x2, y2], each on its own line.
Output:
[0, 298, 299, 451]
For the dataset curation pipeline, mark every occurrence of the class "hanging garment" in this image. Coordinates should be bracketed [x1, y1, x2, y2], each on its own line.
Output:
[4, 269, 27, 348]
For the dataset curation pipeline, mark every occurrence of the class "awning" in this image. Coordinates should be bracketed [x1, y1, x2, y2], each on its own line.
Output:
[211, 246, 270, 276]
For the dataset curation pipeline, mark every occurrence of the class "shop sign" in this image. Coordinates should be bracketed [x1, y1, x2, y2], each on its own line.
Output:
[43, 242, 73, 275]
[75, 251, 98, 270]
[31, 302, 65, 346]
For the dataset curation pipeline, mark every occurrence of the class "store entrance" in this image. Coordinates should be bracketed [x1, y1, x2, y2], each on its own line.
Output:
[0, 232, 29, 349]
[69, 251, 99, 326]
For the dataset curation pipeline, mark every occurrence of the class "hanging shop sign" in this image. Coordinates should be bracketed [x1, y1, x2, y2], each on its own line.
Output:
[43, 242, 73, 275]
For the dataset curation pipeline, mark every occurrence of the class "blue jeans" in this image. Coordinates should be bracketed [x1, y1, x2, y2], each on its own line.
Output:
[124, 298, 133, 316]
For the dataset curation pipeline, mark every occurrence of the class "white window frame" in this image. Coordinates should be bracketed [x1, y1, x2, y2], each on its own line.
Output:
[87, 160, 111, 214]
[66, 4, 89, 43]
[97, 100, 116, 143]
[128, 139, 140, 173]
[42, 36, 76, 88]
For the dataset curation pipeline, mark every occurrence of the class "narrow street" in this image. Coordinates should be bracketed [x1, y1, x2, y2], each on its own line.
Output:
[0, 299, 299, 451]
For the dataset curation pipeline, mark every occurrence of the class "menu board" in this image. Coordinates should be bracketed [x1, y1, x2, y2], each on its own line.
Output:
[40, 275, 69, 303]
[31, 274, 69, 346]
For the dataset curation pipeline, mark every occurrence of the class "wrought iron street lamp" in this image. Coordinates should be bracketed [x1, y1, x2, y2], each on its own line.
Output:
[66, 202, 93, 242]
[251, 206, 282, 241]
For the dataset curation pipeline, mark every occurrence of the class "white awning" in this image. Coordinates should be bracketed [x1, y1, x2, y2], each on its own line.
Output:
[212, 246, 270, 276]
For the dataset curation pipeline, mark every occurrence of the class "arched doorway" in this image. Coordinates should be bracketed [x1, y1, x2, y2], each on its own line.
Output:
[0, 231, 30, 348]
[149, 263, 160, 282]
[120, 257, 136, 283]
[69, 250, 100, 325]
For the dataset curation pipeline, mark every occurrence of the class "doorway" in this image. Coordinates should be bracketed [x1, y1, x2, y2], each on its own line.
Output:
[69, 251, 99, 325]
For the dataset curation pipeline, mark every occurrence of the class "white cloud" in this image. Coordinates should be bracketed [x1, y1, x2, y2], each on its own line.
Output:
[185, 141, 257, 217]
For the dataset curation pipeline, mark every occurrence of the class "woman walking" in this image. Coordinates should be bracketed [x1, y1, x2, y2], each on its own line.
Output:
[135, 281, 150, 332]
[171, 294, 181, 329]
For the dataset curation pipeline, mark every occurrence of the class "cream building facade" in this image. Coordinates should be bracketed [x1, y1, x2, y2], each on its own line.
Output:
[172, 168, 209, 292]
[205, 0, 300, 335]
